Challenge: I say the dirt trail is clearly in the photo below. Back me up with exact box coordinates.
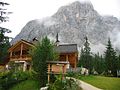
[67,77,102,90]
[78,79,102,90]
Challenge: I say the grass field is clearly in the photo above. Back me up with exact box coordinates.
[79,75,120,90]
[10,79,40,90]
[9,75,120,90]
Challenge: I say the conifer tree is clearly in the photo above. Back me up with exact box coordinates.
[30,36,58,87]
[78,48,84,67]
[0,1,11,22]
[93,54,105,74]
[0,27,11,64]
[79,36,93,73]
[117,55,120,71]
[0,2,11,64]
[104,38,117,76]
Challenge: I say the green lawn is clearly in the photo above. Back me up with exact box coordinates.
[79,75,120,90]
[10,79,40,90]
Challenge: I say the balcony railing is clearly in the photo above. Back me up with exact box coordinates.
[10,55,31,61]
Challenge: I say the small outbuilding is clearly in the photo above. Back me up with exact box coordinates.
[47,61,69,82]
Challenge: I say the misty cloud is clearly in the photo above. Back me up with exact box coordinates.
[36,17,57,27]
[90,43,105,55]
[109,28,120,50]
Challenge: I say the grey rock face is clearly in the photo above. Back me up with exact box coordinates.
[11,1,120,54]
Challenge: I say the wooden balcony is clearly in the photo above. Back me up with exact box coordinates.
[10,55,32,61]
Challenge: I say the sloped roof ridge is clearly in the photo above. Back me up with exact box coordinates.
[59,43,77,46]
[21,39,34,45]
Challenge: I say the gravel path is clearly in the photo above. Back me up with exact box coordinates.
[78,79,102,90]
[67,77,102,90]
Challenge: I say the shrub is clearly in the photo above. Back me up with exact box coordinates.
[48,74,80,90]
[0,71,17,90]
[0,71,31,90]
[66,70,80,78]
[67,71,75,77]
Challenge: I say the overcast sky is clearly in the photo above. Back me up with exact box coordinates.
[0,0,120,38]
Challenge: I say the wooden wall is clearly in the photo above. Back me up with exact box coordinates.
[59,53,78,68]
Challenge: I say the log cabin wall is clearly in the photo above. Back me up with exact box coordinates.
[55,44,78,68]
[59,52,78,68]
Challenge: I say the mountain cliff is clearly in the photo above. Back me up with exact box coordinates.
[11,1,120,54]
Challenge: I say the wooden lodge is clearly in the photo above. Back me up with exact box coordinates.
[55,44,78,68]
[7,39,78,71]
[8,39,34,71]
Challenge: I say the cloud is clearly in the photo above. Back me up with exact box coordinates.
[109,28,120,50]
[90,43,105,55]
[36,17,57,27]
[90,27,120,54]
[43,18,57,27]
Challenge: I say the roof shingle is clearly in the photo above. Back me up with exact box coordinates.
[55,44,78,53]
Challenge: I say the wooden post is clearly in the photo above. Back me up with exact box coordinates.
[48,63,50,83]
[10,52,12,57]
[74,53,77,69]
[23,62,27,71]
[20,44,23,58]
[66,55,68,61]
[74,61,76,69]
[62,64,65,80]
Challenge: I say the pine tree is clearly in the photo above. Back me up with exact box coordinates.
[93,53,105,74]
[0,1,11,22]
[79,36,93,73]
[104,38,117,77]
[30,36,58,87]
[0,27,11,64]
[0,2,11,64]
[117,55,120,71]
[78,48,84,67]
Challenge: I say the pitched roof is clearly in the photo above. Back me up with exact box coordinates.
[9,39,78,53]
[55,44,78,53]
[8,39,34,52]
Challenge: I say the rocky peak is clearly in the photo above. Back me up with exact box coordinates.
[52,1,95,23]
[11,1,120,54]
